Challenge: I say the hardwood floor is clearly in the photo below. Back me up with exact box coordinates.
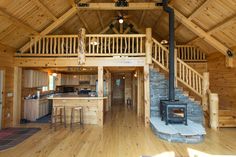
[1,104,236,157]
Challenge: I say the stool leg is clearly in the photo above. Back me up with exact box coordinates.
[71,108,74,130]
[50,107,54,129]
[60,108,62,124]
[54,108,57,131]
[64,107,67,128]
[80,108,83,128]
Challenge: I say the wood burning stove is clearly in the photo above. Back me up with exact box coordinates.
[160,100,187,125]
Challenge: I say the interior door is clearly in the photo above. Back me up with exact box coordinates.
[0,70,4,129]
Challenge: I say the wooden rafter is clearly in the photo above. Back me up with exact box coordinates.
[97,11,104,29]
[0,25,16,40]
[174,9,233,57]
[76,3,162,10]
[20,7,77,52]
[188,14,236,44]
[175,0,212,35]
[0,9,38,35]
[139,11,146,26]
[99,20,117,34]
[32,0,58,21]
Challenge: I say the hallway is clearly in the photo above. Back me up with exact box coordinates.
[0,104,236,157]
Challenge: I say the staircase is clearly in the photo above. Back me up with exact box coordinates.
[149,39,207,143]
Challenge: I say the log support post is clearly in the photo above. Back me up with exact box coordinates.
[202,72,209,111]
[78,28,86,65]
[13,67,22,126]
[145,28,153,64]
[209,93,219,130]
[97,66,104,126]
[137,69,142,117]
[144,64,150,127]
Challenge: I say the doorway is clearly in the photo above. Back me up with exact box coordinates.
[111,74,125,105]
[0,70,4,129]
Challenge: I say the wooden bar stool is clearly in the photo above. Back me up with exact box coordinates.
[50,106,66,131]
[70,106,83,130]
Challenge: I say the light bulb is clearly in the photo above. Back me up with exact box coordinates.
[119,18,124,24]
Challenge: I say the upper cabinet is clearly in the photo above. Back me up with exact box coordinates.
[58,74,97,86]
[24,70,49,88]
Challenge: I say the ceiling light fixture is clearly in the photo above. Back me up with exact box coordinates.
[52,73,57,77]
[119,17,124,24]
[161,40,168,44]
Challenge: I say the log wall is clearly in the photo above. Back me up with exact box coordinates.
[208,52,236,112]
[0,44,15,128]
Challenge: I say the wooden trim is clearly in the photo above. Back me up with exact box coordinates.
[14,57,146,67]
[0,9,38,35]
[76,3,162,10]
[19,7,77,53]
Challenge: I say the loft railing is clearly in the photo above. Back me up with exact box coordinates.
[165,45,207,62]
[86,34,145,56]
[152,38,204,97]
[16,34,146,57]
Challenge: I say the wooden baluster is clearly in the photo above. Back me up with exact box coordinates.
[124,37,127,54]
[112,37,115,54]
[116,37,119,54]
[140,37,143,54]
[120,37,123,54]
[50,37,52,54]
[38,37,41,54]
[189,70,192,87]
[108,37,111,54]
[61,37,64,54]
[88,37,91,54]
[199,76,201,94]
[96,37,99,54]
[92,37,95,54]
[30,37,33,54]
[132,37,134,54]
[158,46,161,63]
[105,37,107,54]
[195,74,198,92]
[65,37,68,54]
[128,37,130,54]
[182,64,185,82]
[73,37,76,54]
[167,50,169,69]
[162,49,164,67]
[136,37,138,54]
[179,61,182,79]
[46,37,49,54]
[186,66,188,84]
[154,44,157,60]
[193,73,196,91]
[58,37,61,54]
[101,37,104,54]
[69,37,72,54]
[34,37,37,54]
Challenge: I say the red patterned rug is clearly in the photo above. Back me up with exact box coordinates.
[0,128,41,151]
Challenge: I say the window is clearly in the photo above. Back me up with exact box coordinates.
[116,79,121,86]
[49,75,55,91]
[42,86,48,92]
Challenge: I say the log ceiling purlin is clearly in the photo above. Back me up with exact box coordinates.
[0,0,235,59]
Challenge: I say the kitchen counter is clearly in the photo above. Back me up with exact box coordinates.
[49,93,107,126]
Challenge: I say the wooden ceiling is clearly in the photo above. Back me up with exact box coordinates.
[1,0,236,55]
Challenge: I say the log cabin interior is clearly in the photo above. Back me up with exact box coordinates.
[0,0,236,156]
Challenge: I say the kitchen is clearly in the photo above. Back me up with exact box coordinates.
[22,67,109,126]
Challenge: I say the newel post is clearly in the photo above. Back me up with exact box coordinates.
[78,28,86,65]
[145,28,153,64]
[209,93,219,130]
[202,72,209,111]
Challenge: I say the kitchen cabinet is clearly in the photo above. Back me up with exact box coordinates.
[24,70,48,88]
[79,75,90,81]
[24,98,49,121]
[61,74,79,85]
[90,75,97,85]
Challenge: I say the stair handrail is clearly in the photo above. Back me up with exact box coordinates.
[152,38,204,97]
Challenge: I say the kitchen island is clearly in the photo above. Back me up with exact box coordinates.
[48,94,107,126]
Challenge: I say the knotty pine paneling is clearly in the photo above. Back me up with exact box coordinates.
[208,52,236,113]
[0,44,15,128]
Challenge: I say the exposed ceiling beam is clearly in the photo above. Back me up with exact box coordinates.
[76,3,162,10]
[32,0,58,21]
[175,0,212,35]
[0,25,16,40]
[188,14,236,44]
[20,7,77,52]
[97,11,104,29]
[139,11,146,26]
[174,9,233,57]
[0,9,38,35]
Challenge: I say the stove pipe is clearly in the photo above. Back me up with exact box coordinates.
[163,0,175,101]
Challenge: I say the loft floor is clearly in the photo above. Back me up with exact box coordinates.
[1,104,236,157]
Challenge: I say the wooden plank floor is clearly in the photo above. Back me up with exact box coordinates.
[1,104,236,157]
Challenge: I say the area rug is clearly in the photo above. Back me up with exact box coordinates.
[0,127,41,151]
